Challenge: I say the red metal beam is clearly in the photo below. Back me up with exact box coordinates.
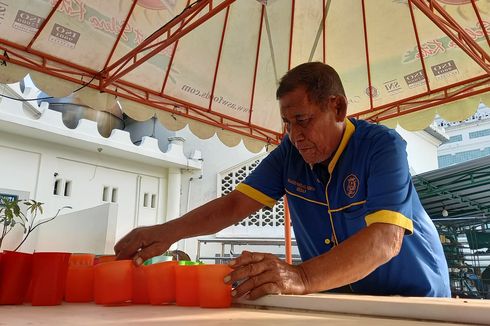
[284,197,292,265]
[26,0,63,50]
[103,0,138,72]
[408,0,431,93]
[103,0,236,88]
[160,0,192,95]
[361,0,374,110]
[288,0,295,70]
[248,5,265,123]
[0,50,281,145]
[322,0,326,63]
[368,85,490,123]
[104,0,211,85]
[471,0,490,48]
[208,4,230,111]
[354,77,490,122]
[411,0,490,74]
[104,0,210,73]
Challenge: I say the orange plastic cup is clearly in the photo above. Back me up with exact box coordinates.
[69,253,95,267]
[132,266,149,304]
[175,265,199,306]
[94,260,133,305]
[65,253,95,303]
[94,255,116,264]
[30,252,71,306]
[144,261,177,305]
[198,264,232,308]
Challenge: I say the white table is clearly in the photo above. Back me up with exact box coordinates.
[1,294,488,325]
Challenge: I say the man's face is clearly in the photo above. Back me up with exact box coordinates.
[279,87,345,165]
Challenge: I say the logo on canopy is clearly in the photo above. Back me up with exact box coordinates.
[13,10,44,34]
[365,86,379,99]
[49,23,80,49]
[404,70,426,89]
[0,2,7,25]
[431,60,459,80]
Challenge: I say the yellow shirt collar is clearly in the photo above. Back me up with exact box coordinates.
[328,118,356,174]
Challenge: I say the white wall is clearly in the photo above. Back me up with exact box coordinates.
[0,130,170,252]
[395,126,442,175]
[33,203,118,254]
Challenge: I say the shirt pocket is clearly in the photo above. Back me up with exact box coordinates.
[332,201,367,221]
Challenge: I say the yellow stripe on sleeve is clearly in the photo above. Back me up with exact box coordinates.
[365,210,414,235]
[235,183,277,208]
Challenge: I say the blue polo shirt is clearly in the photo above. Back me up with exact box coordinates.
[236,118,450,297]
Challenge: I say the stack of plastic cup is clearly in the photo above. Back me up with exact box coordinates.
[198,264,232,308]
[30,252,71,306]
[175,261,202,306]
[144,261,178,305]
[132,265,149,304]
[94,260,133,305]
[64,253,95,302]
[0,251,33,304]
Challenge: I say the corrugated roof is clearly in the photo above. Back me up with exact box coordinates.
[413,155,490,220]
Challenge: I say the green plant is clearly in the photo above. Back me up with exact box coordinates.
[0,198,71,251]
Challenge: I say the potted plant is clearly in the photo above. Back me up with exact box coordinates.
[0,198,71,304]
[0,197,71,251]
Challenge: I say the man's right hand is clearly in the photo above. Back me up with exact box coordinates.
[114,224,172,265]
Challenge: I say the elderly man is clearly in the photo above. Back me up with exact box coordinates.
[115,62,451,299]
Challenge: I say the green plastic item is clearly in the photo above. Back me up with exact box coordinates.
[143,255,173,265]
[178,260,204,266]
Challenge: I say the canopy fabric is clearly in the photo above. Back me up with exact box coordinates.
[0,0,489,151]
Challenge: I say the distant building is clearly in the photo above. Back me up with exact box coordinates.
[437,104,490,168]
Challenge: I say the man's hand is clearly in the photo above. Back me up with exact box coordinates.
[225,251,309,300]
[114,224,171,265]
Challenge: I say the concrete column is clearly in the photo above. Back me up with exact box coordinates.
[167,167,181,251]
[166,167,182,221]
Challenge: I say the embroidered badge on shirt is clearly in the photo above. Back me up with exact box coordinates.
[343,174,360,198]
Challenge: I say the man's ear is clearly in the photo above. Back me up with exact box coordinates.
[334,95,347,122]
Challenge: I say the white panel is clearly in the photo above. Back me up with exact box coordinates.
[137,174,160,227]
[0,145,40,194]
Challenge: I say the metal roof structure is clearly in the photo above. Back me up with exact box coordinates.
[413,155,490,220]
[0,0,489,149]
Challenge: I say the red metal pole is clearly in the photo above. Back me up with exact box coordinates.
[408,0,431,93]
[103,0,138,71]
[26,0,63,50]
[284,196,292,264]
[470,0,490,48]
[361,0,374,110]
[208,5,230,110]
[411,0,490,74]
[248,5,265,123]
[103,0,236,87]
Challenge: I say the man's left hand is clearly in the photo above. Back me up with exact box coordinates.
[225,251,309,300]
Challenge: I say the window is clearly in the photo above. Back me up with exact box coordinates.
[438,147,490,168]
[469,129,490,139]
[447,135,462,143]
[53,179,62,195]
[64,180,72,197]
[102,186,109,202]
[151,194,156,208]
[111,188,118,203]
[143,193,149,207]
